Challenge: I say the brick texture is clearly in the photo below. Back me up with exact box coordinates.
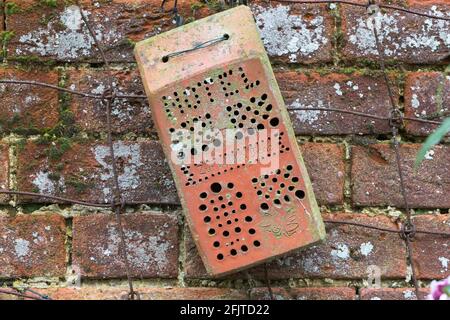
[342,1,450,64]
[0,214,66,278]
[0,68,59,133]
[1,0,449,301]
[66,68,153,134]
[359,288,429,300]
[250,1,333,64]
[0,287,247,300]
[6,0,215,62]
[411,215,450,280]
[291,287,356,300]
[72,212,179,279]
[352,144,450,208]
[0,143,9,203]
[404,72,449,136]
[249,287,292,300]
[250,287,356,300]
[277,71,394,135]
[185,213,407,280]
[16,140,178,204]
[300,143,345,205]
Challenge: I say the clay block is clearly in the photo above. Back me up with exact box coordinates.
[135,6,325,276]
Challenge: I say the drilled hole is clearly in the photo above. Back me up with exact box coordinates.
[295,190,305,199]
[269,117,280,127]
[210,182,222,193]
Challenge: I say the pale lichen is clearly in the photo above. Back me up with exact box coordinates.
[252,4,328,62]
[347,7,450,57]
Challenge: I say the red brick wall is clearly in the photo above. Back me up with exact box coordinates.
[0,0,449,300]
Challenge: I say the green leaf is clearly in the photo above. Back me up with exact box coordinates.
[415,117,450,168]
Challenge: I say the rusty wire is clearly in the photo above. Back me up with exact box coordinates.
[0,0,449,301]
[368,5,420,299]
[324,220,450,237]
[0,288,48,300]
[75,0,138,300]
[275,0,450,21]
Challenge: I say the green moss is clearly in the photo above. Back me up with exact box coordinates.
[40,0,58,7]
[191,2,205,11]
[66,177,90,193]
[39,12,57,25]
[15,138,28,151]
[205,0,228,12]
[48,172,61,181]
[184,17,196,24]
[1,31,15,59]
[5,2,20,15]
[125,38,137,48]
[9,55,57,67]
[46,137,72,161]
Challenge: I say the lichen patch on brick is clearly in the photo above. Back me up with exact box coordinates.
[93,141,143,202]
[16,5,120,61]
[14,238,30,260]
[252,4,328,62]
[360,242,374,257]
[97,224,172,272]
[289,99,326,127]
[32,170,66,194]
[438,256,449,273]
[346,7,449,58]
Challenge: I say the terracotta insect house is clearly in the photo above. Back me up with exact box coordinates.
[135,5,326,276]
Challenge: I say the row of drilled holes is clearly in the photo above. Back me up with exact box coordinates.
[199,182,259,260]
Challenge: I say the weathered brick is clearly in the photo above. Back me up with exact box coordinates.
[0,1,4,39]
[250,287,357,300]
[250,1,333,64]
[0,286,247,300]
[249,287,292,300]
[300,143,345,205]
[184,228,209,279]
[351,144,450,208]
[342,1,450,64]
[404,72,449,136]
[258,213,406,280]
[16,139,178,204]
[411,214,450,280]
[0,68,59,132]
[291,287,356,300]
[6,0,215,62]
[186,213,406,280]
[72,212,179,279]
[276,71,393,135]
[0,143,9,203]
[66,68,153,134]
[359,288,428,300]
[0,214,66,278]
